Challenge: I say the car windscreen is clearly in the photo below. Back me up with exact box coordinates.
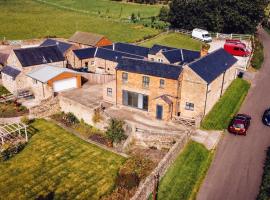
[203,34,210,38]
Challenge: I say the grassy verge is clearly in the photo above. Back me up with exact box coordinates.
[201,78,250,130]
[251,35,264,70]
[257,146,270,200]
[140,32,202,51]
[0,0,159,42]
[0,119,125,200]
[151,141,213,200]
[0,85,10,96]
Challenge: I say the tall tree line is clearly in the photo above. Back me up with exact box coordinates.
[168,0,269,34]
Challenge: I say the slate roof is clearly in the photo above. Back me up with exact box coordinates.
[14,46,65,67]
[1,66,21,78]
[95,48,144,62]
[73,47,97,60]
[111,43,149,57]
[162,49,200,64]
[40,39,72,55]
[188,48,238,83]
[116,57,183,80]
[27,65,78,83]
[68,31,105,46]
[149,44,176,55]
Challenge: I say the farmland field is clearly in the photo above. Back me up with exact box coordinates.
[38,0,161,19]
[140,33,202,50]
[0,119,125,200]
[0,0,159,42]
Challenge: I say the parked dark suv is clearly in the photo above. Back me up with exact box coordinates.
[262,108,270,126]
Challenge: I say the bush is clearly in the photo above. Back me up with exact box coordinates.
[257,147,270,200]
[0,142,26,161]
[115,172,140,189]
[92,110,103,124]
[20,116,31,125]
[158,6,169,21]
[106,119,127,143]
[0,85,10,96]
[251,36,264,70]
[63,112,79,126]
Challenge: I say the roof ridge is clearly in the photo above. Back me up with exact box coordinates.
[187,48,224,65]
[98,47,145,58]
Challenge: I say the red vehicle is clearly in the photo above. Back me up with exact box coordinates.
[228,114,251,135]
[224,39,251,57]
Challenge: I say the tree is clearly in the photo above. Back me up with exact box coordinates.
[158,6,169,22]
[168,0,269,34]
[106,118,127,143]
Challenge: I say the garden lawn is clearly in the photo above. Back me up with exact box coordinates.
[0,0,159,42]
[140,33,202,50]
[154,141,212,200]
[201,78,250,130]
[39,0,161,19]
[0,119,125,200]
[0,85,10,96]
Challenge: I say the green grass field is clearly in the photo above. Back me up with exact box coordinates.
[0,119,125,200]
[201,78,251,130]
[153,141,212,200]
[0,0,159,42]
[140,33,202,50]
[39,0,161,19]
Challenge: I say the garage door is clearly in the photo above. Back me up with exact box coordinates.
[53,77,77,92]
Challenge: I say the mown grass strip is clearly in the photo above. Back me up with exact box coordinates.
[201,78,250,130]
[150,141,212,200]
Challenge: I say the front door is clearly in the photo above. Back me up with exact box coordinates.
[156,105,163,120]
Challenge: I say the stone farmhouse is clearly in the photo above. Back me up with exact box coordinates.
[1,45,81,100]
[103,48,237,120]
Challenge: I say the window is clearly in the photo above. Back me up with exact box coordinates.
[85,62,89,67]
[151,58,154,61]
[158,58,163,63]
[91,61,95,65]
[160,79,165,88]
[142,76,150,88]
[185,102,194,111]
[122,72,128,84]
[122,90,148,111]
[107,88,112,96]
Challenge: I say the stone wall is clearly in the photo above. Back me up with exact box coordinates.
[130,134,190,200]
[30,97,60,118]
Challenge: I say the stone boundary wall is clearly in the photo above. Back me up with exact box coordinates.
[131,134,190,200]
[29,97,60,118]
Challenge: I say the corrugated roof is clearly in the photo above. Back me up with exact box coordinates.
[40,39,72,55]
[149,44,176,55]
[188,48,238,83]
[95,48,144,62]
[1,66,21,78]
[116,57,183,80]
[68,31,104,46]
[162,49,200,64]
[112,42,149,57]
[27,65,78,83]
[73,47,97,60]
[14,46,64,67]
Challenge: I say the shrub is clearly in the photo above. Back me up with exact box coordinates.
[106,118,127,143]
[63,112,79,126]
[0,142,26,161]
[257,146,270,200]
[158,6,169,21]
[20,116,31,125]
[115,172,140,189]
[251,36,264,70]
[92,110,103,124]
[0,85,10,96]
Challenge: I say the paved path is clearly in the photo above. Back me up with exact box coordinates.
[197,28,270,200]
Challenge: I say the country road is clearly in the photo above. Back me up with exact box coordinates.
[197,28,270,200]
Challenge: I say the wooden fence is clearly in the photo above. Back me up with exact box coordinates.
[80,73,115,84]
